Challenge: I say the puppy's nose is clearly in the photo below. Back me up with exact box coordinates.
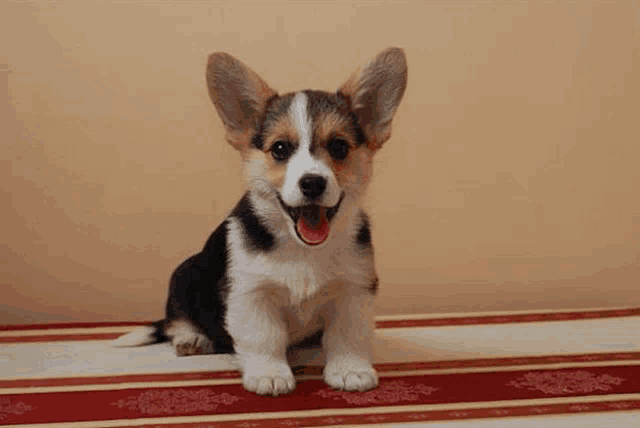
[299,174,327,201]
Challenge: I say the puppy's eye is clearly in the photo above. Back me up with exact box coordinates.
[327,138,349,161]
[271,141,292,161]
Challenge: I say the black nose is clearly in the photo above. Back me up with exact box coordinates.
[299,174,327,201]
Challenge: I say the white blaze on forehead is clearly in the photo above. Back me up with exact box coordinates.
[289,92,312,150]
[281,91,340,207]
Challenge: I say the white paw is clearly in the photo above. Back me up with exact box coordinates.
[241,358,296,396]
[324,358,378,392]
[173,332,214,356]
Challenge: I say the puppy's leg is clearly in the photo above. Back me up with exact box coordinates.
[226,293,295,396]
[165,319,214,356]
[323,291,378,391]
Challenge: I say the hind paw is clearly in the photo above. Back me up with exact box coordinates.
[173,332,214,356]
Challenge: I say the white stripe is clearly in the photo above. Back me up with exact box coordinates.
[289,91,312,149]
[381,412,640,428]
[0,307,634,337]
[281,92,340,207]
[3,316,639,381]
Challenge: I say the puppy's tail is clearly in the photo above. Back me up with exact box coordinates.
[112,320,167,348]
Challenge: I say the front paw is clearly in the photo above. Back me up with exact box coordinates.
[242,358,296,396]
[324,358,379,392]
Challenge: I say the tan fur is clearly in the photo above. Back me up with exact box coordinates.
[307,111,370,195]
[265,156,287,190]
[262,117,299,152]
[225,128,254,152]
[334,146,373,195]
[258,117,301,190]
[312,112,353,145]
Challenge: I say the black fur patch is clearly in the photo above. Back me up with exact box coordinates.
[232,194,276,252]
[290,329,324,350]
[151,319,169,343]
[250,132,265,150]
[356,212,372,248]
[164,219,234,354]
[305,90,345,119]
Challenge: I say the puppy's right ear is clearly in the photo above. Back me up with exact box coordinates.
[206,53,277,151]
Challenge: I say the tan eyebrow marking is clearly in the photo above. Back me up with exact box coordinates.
[261,117,299,152]
[313,111,357,148]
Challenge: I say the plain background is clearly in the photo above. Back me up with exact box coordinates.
[2,1,639,324]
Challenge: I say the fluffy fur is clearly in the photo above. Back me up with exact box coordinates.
[113,47,408,396]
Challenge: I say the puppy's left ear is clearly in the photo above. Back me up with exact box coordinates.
[339,47,407,150]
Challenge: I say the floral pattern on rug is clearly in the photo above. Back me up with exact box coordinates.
[111,388,244,415]
[507,370,625,395]
[0,397,34,420]
[314,379,438,405]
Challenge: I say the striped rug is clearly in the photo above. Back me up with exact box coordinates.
[1,307,638,427]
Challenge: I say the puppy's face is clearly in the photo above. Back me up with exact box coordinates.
[244,91,373,245]
[206,49,407,247]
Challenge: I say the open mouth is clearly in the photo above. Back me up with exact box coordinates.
[277,193,344,246]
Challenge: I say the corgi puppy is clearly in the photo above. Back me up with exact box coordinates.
[113,47,408,396]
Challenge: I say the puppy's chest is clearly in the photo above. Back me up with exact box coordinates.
[285,281,340,329]
[230,229,372,301]
[246,252,351,332]
[255,254,340,304]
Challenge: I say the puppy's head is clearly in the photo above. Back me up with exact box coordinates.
[206,48,407,247]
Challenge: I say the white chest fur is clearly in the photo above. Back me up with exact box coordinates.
[226,216,375,330]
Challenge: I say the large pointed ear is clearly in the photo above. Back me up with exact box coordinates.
[338,47,407,150]
[206,52,277,151]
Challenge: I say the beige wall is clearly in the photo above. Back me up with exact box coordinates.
[1,1,639,324]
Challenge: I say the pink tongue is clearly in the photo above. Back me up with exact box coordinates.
[297,212,330,245]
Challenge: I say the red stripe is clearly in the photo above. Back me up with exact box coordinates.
[374,351,640,372]
[0,321,151,331]
[113,400,640,427]
[0,352,637,389]
[0,333,123,344]
[376,307,640,329]
[0,370,242,388]
[0,365,638,424]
